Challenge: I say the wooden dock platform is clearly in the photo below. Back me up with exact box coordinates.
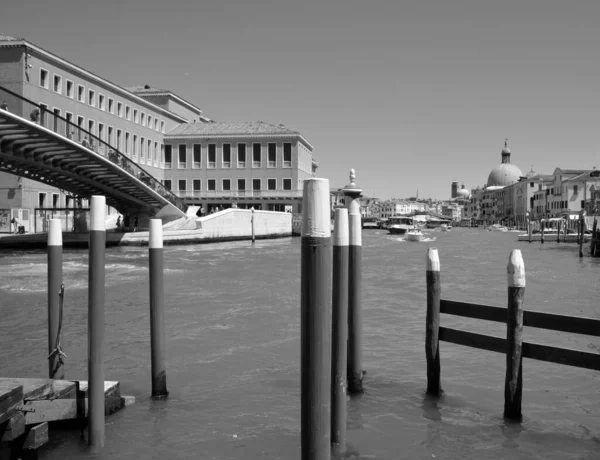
[0,377,132,452]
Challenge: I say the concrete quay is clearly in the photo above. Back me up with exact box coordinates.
[0,209,294,249]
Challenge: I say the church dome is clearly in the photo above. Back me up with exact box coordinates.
[456,184,470,198]
[486,139,522,188]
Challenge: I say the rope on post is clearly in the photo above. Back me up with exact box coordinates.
[48,284,67,379]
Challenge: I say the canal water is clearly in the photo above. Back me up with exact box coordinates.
[0,228,599,460]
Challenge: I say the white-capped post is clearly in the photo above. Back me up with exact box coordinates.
[425,247,441,395]
[504,249,525,420]
[301,178,332,460]
[48,219,64,379]
[88,195,106,448]
[343,169,363,393]
[149,219,168,398]
[331,208,348,453]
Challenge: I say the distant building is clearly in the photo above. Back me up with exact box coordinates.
[451,181,458,199]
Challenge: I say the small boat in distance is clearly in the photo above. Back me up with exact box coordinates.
[440,224,450,232]
[388,216,415,235]
[487,224,508,232]
[406,228,424,242]
[361,216,379,229]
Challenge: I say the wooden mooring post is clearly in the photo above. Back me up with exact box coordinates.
[47,219,64,380]
[527,212,532,243]
[579,210,585,257]
[540,220,545,244]
[331,208,348,454]
[425,248,441,396]
[556,220,560,243]
[149,219,168,398]
[504,249,525,420]
[88,195,106,448]
[251,207,256,243]
[300,178,332,460]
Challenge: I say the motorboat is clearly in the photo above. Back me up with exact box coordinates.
[361,216,379,229]
[387,216,415,235]
[440,224,451,232]
[406,228,424,242]
[487,224,508,232]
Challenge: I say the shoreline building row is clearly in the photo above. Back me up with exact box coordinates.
[0,33,316,232]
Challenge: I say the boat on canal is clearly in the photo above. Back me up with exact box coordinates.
[387,216,415,235]
[405,228,424,242]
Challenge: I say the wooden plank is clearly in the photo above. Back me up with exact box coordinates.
[0,378,52,400]
[0,387,23,425]
[441,299,600,337]
[523,310,600,337]
[439,327,506,354]
[441,300,507,323]
[23,399,78,425]
[51,380,77,400]
[74,380,123,416]
[0,382,22,403]
[522,342,600,371]
[21,422,49,450]
[0,412,25,441]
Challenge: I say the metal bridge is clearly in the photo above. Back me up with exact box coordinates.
[0,88,187,221]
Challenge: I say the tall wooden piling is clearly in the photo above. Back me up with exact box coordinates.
[579,213,585,257]
[504,249,525,420]
[251,207,256,243]
[344,169,363,394]
[425,248,442,396]
[301,178,332,460]
[527,213,532,243]
[540,220,544,244]
[48,219,64,380]
[556,220,560,243]
[88,195,106,448]
[331,208,349,453]
[149,219,168,398]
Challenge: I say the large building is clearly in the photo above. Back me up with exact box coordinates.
[0,34,315,231]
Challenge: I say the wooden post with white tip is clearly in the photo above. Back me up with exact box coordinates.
[301,178,332,460]
[425,247,442,396]
[48,218,64,379]
[504,249,525,420]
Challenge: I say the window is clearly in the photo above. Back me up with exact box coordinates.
[65,112,73,138]
[268,178,277,190]
[52,108,60,133]
[88,119,95,136]
[133,109,138,123]
[66,80,74,98]
[108,98,114,113]
[108,126,114,146]
[52,193,60,208]
[148,139,152,162]
[283,178,292,190]
[222,179,231,191]
[163,179,172,190]
[98,123,105,141]
[237,179,246,191]
[222,144,231,168]
[573,185,578,195]
[40,69,49,88]
[268,143,276,168]
[147,115,152,128]
[133,134,138,158]
[154,118,158,131]
[237,144,246,168]
[115,101,122,117]
[38,192,47,208]
[125,105,131,120]
[88,89,95,106]
[125,132,130,155]
[253,178,261,191]
[208,144,216,168]
[193,144,201,168]
[193,179,201,196]
[178,180,187,195]
[77,85,85,102]
[178,144,187,168]
[140,137,145,161]
[253,143,261,167]
[140,112,145,126]
[53,74,62,94]
[117,129,122,151]
[160,120,165,133]
[97,94,105,110]
[283,143,292,167]
[530,182,534,188]
[160,144,164,163]
[77,116,84,140]
[208,179,216,191]
[154,142,158,163]
[164,144,172,168]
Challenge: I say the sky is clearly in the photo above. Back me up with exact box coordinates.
[2,0,600,199]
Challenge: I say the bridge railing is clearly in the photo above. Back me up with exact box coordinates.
[0,85,187,214]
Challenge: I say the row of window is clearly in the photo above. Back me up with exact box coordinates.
[39,69,165,133]
[164,143,293,169]
[164,178,293,192]
[38,104,164,166]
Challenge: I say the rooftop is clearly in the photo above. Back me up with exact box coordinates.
[168,121,300,137]
[0,33,21,41]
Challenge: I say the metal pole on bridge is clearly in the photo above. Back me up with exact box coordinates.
[48,219,64,380]
[88,195,106,448]
[149,219,168,398]
[301,178,332,460]
[343,169,364,394]
[331,208,348,454]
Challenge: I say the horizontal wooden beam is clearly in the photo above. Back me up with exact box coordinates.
[439,327,600,371]
[441,299,600,337]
